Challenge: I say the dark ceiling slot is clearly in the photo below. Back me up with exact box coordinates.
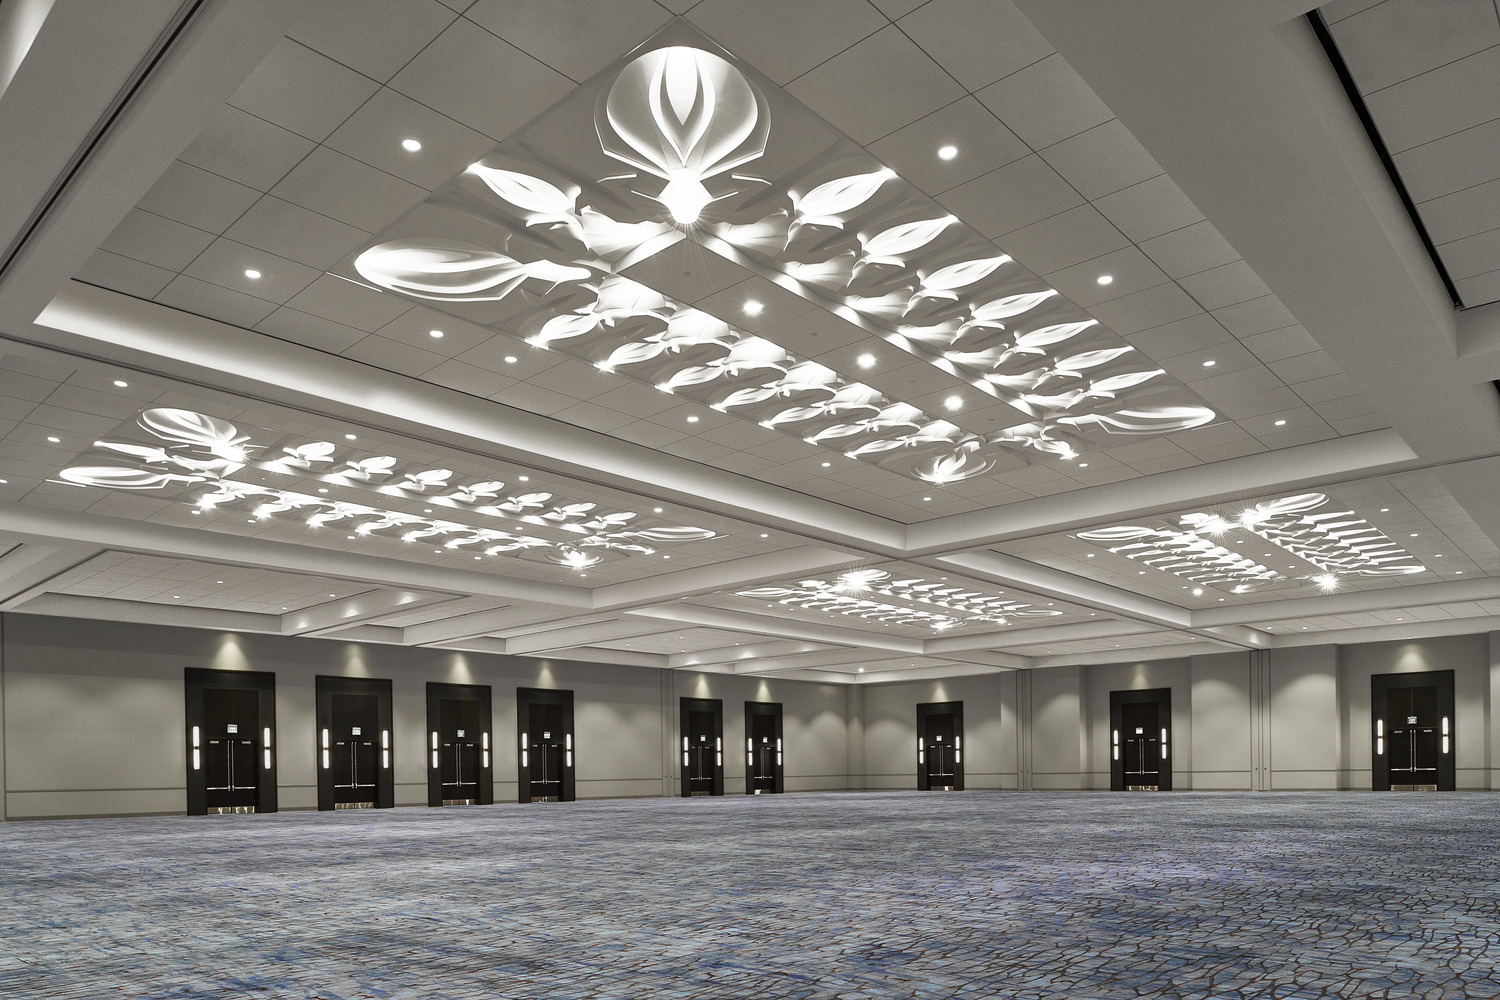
[1306,10,1462,310]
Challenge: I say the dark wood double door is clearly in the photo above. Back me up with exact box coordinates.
[745,701,783,794]
[1373,671,1454,791]
[518,688,574,802]
[317,676,394,811]
[917,701,963,791]
[1111,689,1172,791]
[428,683,493,806]
[681,698,723,796]
[185,669,277,815]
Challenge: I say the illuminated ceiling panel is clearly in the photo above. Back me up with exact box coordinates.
[344,30,1217,487]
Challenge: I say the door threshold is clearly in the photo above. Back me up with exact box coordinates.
[1390,784,1439,792]
[441,798,477,806]
[334,801,375,810]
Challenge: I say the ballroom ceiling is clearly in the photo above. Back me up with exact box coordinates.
[1,0,1498,682]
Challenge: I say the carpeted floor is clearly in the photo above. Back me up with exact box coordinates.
[1,791,1497,999]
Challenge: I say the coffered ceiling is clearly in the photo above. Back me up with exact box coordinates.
[1,0,1499,682]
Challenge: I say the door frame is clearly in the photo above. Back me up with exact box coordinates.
[679,697,724,796]
[185,668,277,816]
[916,700,964,791]
[426,682,494,807]
[315,675,395,811]
[1371,670,1455,791]
[1109,688,1173,791]
[517,687,575,802]
[743,700,784,794]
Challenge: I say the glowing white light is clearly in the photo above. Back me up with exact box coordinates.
[856,353,876,368]
[1096,274,1113,285]
[244,269,261,279]
[742,300,763,316]
[429,329,444,339]
[943,395,962,412]
[937,144,958,160]
[401,138,422,152]
[113,380,128,388]
[193,748,200,770]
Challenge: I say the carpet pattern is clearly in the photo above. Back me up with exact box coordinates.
[2,791,1498,999]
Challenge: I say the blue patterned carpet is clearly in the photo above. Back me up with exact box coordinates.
[2,791,1498,999]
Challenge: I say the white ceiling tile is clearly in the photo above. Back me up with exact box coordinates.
[136,161,260,234]
[1087,283,1202,336]
[689,0,886,86]
[1309,393,1376,422]
[1417,177,1500,244]
[222,196,371,270]
[1093,173,1206,243]
[284,274,413,331]
[869,0,926,17]
[1176,260,1271,311]
[1038,119,1160,200]
[270,147,428,232]
[1213,386,1308,420]
[323,87,496,190]
[424,358,514,398]
[1189,366,1283,404]
[1157,340,1263,382]
[177,105,317,193]
[619,239,753,303]
[486,381,573,415]
[1292,373,1358,404]
[289,0,457,82]
[1266,351,1345,385]
[1041,245,1169,309]
[1453,268,1500,306]
[1392,118,1500,201]
[1211,294,1299,338]
[74,250,175,299]
[1240,324,1321,363]
[99,209,215,272]
[897,0,1052,92]
[998,204,1130,274]
[1319,0,1386,24]
[388,17,576,142]
[1362,44,1500,152]
[228,40,381,142]
[255,307,370,354]
[1138,220,1240,278]
[1435,227,1500,279]
[180,238,322,304]
[343,338,447,380]
[154,275,279,328]
[867,96,1028,196]
[375,305,492,357]
[785,25,965,144]
[936,154,1083,238]
[976,53,1113,149]
[467,0,673,83]
[1330,412,1390,435]
[1328,0,1500,95]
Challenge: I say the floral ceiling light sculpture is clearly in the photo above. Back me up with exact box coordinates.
[739,568,1063,632]
[351,38,1218,485]
[57,408,717,571]
[1076,493,1424,594]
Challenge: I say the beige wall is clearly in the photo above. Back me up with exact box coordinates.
[4,612,1498,820]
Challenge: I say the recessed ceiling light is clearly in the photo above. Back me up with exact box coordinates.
[1456,570,1464,574]
[943,395,962,411]
[1274,419,1287,426]
[518,475,529,482]
[0,479,7,484]
[244,269,261,279]
[743,300,763,316]
[429,329,444,339]
[317,488,328,494]
[504,355,518,364]
[653,507,662,513]
[46,436,59,443]
[686,415,699,423]
[856,352,875,369]
[344,433,356,440]
[113,380,128,388]
[1096,274,1113,286]
[1380,507,1389,512]
[1410,533,1418,537]
[922,496,932,501]
[475,555,482,560]
[401,138,422,152]
[1202,359,1216,367]
[1078,462,1089,468]
[937,145,958,161]
[821,461,831,467]
[1086,553,1095,558]
[760,533,768,538]
[858,666,866,672]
